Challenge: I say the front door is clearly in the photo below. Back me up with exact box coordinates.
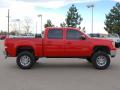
[65,29,90,57]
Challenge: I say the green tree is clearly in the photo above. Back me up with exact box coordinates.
[44,19,54,28]
[60,22,67,27]
[104,3,120,35]
[81,27,86,33]
[60,4,83,28]
[23,17,32,34]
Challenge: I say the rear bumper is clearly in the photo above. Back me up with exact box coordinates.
[110,50,116,57]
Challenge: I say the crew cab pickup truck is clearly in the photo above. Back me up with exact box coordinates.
[4,27,116,70]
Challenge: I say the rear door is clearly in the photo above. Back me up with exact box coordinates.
[44,29,65,57]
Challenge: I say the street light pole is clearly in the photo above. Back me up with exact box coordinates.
[36,22,37,34]
[16,19,20,33]
[87,4,94,33]
[41,15,42,33]
[8,9,10,35]
[14,19,20,35]
[92,5,94,34]
[38,14,42,34]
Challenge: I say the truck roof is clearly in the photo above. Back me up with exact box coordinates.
[46,27,80,30]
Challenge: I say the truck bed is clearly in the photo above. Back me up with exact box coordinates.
[5,38,43,57]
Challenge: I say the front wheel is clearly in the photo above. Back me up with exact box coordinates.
[91,52,110,70]
[17,52,35,69]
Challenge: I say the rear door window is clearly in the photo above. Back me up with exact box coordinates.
[48,29,63,39]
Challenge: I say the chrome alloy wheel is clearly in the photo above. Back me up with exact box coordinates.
[20,55,31,67]
[96,56,107,67]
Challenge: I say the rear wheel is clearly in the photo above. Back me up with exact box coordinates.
[91,52,110,70]
[17,51,35,69]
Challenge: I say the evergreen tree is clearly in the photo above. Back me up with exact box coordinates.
[65,4,83,28]
[81,27,86,33]
[104,3,120,35]
[44,19,54,28]
[60,22,67,27]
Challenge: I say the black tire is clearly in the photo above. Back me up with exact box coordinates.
[16,51,35,69]
[115,44,120,48]
[86,58,92,63]
[91,52,110,70]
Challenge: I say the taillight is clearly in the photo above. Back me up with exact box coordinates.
[5,46,7,49]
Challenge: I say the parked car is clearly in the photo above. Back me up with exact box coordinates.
[0,35,6,40]
[107,34,120,48]
[88,33,120,48]
[4,27,116,70]
[9,35,35,38]
[88,33,101,38]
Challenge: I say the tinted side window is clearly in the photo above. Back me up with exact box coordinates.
[48,29,63,39]
[67,30,82,40]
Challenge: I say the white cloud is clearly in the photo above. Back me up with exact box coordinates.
[0,0,107,34]
[16,0,101,8]
[0,0,10,8]
[81,21,108,34]
[113,0,120,2]
[0,0,37,32]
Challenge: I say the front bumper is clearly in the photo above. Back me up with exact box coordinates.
[110,50,116,57]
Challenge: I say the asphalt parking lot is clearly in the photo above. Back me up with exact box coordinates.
[0,40,120,90]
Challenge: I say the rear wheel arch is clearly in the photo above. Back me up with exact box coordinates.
[16,46,35,56]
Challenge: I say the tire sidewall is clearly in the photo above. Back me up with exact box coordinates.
[92,52,110,70]
[17,52,35,69]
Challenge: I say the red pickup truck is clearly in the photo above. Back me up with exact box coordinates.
[5,27,116,70]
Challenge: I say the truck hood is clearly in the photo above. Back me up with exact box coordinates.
[90,37,112,42]
[89,37,113,46]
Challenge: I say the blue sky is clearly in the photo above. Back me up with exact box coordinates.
[35,0,117,33]
[0,0,119,34]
